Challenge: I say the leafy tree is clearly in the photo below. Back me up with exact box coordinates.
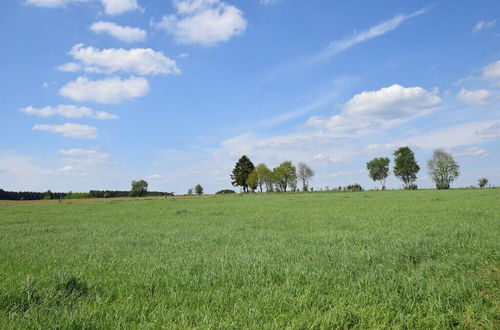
[273,161,297,192]
[366,157,390,190]
[43,190,52,200]
[254,163,272,192]
[478,178,489,189]
[297,162,315,191]
[187,188,194,195]
[246,170,258,192]
[393,147,420,189]
[231,155,255,193]
[130,180,148,197]
[427,149,460,190]
[194,184,203,195]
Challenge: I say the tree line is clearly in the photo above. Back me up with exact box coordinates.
[231,155,315,192]
[366,146,463,190]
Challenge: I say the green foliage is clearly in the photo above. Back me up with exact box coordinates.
[215,189,236,195]
[427,149,460,190]
[43,190,52,200]
[297,162,315,191]
[130,180,148,197]
[366,157,390,189]
[344,183,363,192]
[478,178,489,189]
[246,170,258,192]
[187,188,194,195]
[194,184,203,195]
[0,190,498,328]
[273,161,297,192]
[393,147,420,189]
[254,163,272,192]
[231,155,255,193]
[65,192,92,199]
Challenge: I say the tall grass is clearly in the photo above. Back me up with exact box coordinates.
[0,189,498,328]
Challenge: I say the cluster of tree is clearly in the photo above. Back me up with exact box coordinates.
[187,184,204,196]
[230,155,315,192]
[0,189,66,201]
[129,180,174,197]
[367,146,462,190]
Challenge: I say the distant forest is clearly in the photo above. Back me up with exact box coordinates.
[0,189,174,201]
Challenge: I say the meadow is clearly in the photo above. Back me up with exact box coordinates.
[0,189,498,329]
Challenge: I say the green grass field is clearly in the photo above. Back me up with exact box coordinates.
[0,190,499,329]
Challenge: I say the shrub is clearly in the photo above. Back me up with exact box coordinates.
[344,184,363,192]
[216,189,236,194]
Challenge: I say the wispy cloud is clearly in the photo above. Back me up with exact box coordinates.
[308,7,430,65]
[472,20,496,33]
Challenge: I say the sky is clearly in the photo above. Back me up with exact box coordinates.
[0,0,499,194]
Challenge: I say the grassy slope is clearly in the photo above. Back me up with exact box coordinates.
[0,190,498,329]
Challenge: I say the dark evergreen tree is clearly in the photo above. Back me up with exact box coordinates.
[231,155,255,193]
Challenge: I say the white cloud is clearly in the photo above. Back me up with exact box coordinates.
[147,173,167,180]
[365,143,399,154]
[157,0,247,46]
[25,0,140,15]
[60,76,149,104]
[33,123,98,139]
[310,8,429,63]
[260,0,278,4]
[457,88,492,106]
[449,146,486,157]
[473,20,496,33]
[307,84,442,133]
[58,148,111,165]
[60,44,179,76]
[398,120,500,149]
[90,21,146,43]
[21,105,118,120]
[482,60,500,82]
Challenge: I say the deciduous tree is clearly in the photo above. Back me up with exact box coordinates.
[297,162,315,191]
[393,147,420,189]
[366,157,390,190]
[130,180,148,197]
[273,161,297,192]
[427,149,460,190]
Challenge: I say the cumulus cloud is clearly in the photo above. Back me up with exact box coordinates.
[90,21,146,42]
[58,148,111,165]
[59,44,179,76]
[25,0,140,15]
[457,88,492,106]
[473,20,496,33]
[60,76,149,104]
[33,123,98,139]
[157,0,247,46]
[21,104,118,120]
[307,84,442,133]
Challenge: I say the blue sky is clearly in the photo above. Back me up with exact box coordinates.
[1,0,499,193]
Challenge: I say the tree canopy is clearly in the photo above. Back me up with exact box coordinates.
[393,147,420,189]
[130,180,148,197]
[427,149,460,190]
[366,157,390,190]
[273,161,297,192]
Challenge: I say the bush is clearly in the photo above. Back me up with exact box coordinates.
[344,184,363,192]
[216,189,236,194]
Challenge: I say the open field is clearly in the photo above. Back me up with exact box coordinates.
[0,190,499,328]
